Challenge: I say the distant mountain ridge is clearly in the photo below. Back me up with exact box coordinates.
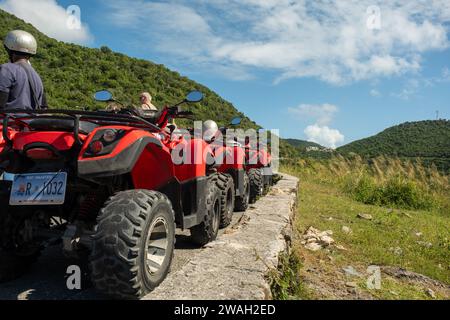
[337,120,450,172]
[284,120,450,172]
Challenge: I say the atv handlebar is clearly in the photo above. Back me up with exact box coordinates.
[156,106,194,129]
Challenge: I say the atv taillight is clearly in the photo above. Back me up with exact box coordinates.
[90,140,104,154]
[84,129,125,158]
[26,148,58,160]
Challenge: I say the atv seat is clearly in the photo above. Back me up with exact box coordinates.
[26,118,98,134]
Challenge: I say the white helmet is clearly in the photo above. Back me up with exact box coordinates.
[202,120,218,142]
[4,30,37,55]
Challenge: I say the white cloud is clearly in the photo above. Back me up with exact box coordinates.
[392,79,421,100]
[288,103,338,126]
[439,67,450,82]
[304,124,345,149]
[0,0,93,44]
[391,66,450,99]
[104,0,450,83]
[289,103,344,148]
[370,89,381,97]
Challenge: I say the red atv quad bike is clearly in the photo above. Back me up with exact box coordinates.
[204,117,274,226]
[208,117,251,228]
[0,90,223,299]
[244,134,274,204]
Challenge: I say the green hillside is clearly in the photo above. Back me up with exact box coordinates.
[285,139,324,150]
[337,120,450,172]
[0,9,257,129]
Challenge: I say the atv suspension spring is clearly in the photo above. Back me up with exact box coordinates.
[78,194,105,221]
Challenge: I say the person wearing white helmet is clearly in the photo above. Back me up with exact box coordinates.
[0,30,47,110]
[203,120,219,143]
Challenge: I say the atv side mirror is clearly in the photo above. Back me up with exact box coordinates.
[94,90,113,102]
[185,91,203,103]
[230,117,242,126]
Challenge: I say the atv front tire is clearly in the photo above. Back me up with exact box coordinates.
[248,168,264,204]
[190,175,221,246]
[90,190,175,299]
[216,173,235,228]
[234,172,250,212]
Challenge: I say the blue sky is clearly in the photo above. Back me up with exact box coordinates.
[1,0,449,147]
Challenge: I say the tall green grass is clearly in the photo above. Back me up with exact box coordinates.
[268,251,311,300]
[283,155,449,212]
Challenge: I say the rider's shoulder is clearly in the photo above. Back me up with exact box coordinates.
[0,62,20,75]
[1,62,18,69]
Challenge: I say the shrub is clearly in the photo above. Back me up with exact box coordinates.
[346,173,383,206]
[380,175,435,210]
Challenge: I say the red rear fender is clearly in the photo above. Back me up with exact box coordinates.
[217,145,245,172]
[258,149,271,166]
[78,126,157,160]
[78,128,174,182]
[12,131,82,151]
[173,138,209,182]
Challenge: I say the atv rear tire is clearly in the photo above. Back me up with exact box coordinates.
[190,174,221,246]
[249,168,264,204]
[89,190,175,299]
[234,172,250,212]
[216,173,235,228]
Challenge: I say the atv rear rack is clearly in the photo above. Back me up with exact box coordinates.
[0,109,160,146]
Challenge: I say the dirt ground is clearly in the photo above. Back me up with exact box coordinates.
[299,249,450,300]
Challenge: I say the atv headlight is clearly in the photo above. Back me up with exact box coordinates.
[102,129,117,143]
[84,129,126,158]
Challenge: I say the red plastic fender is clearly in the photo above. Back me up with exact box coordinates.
[78,125,143,160]
[13,131,82,151]
[258,149,271,167]
[172,138,210,182]
[131,141,176,190]
[218,145,245,172]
